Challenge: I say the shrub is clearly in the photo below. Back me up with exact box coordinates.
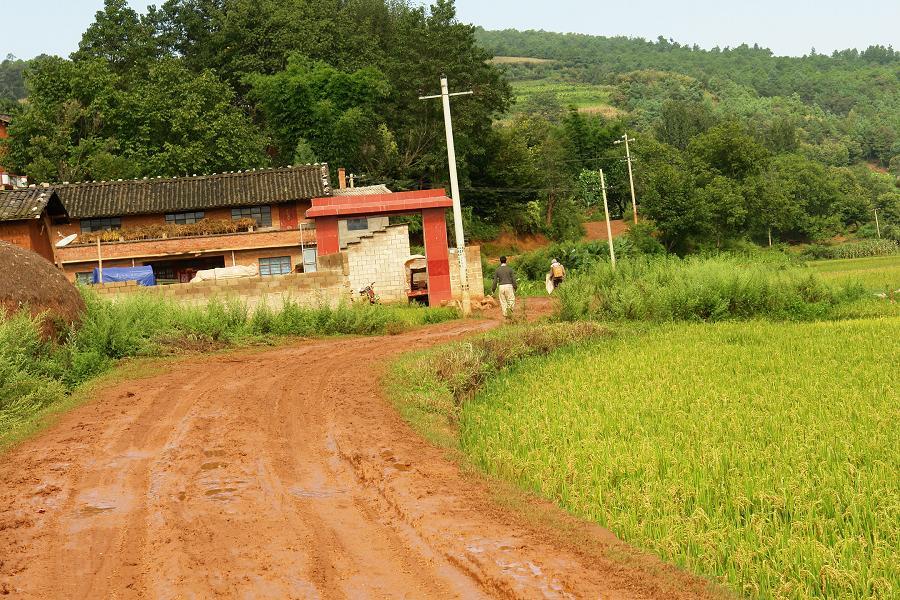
[557,255,868,322]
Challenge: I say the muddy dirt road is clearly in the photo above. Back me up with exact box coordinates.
[0,308,722,599]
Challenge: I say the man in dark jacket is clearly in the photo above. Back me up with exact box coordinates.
[492,256,518,318]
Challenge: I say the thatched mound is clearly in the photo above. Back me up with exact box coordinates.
[0,241,86,337]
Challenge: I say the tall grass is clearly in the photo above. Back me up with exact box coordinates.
[1,292,458,445]
[460,319,900,599]
[557,255,869,322]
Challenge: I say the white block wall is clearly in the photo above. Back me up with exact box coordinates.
[346,224,411,302]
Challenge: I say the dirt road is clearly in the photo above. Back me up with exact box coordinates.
[0,309,722,599]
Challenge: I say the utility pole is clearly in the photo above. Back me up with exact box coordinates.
[599,169,616,269]
[874,207,881,239]
[420,76,474,316]
[96,237,104,283]
[614,133,639,224]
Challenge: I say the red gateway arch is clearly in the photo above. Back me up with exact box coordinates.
[306,189,455,306]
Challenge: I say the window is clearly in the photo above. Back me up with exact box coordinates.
[232,205,272,228]
[80,217,121,233]
[75,272,93,285]
[346,217,369,231]
[165,211,205,225]
[259,256,291,276]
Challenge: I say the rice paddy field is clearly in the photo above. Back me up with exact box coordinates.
[807,255,900,294]
[509,79,619,114]
[459,317,900,599]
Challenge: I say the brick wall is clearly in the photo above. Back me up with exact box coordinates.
[0,219,54,262]
[83,224,484,309]
[93,267,351,312]
[345,224,411,302]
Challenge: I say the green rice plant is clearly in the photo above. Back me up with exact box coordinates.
[386,322,607,444]
[807,255,900,294]
[557,255,870,322]
[460,318,900,599]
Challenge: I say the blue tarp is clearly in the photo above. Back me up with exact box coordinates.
[92,266,156,286]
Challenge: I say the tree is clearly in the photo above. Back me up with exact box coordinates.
[698,175,747,247]
[4,56,268,182]
[654,99,715,150]
[764,154,843,240]
[688,121,770,181]
[247,55,391,172]
[0,55,29,101]
[640,157,711,252]
[72,0,162,74]
[156,0,511,189]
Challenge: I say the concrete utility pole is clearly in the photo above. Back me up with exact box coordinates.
[614,133,639,224]
[874,207,881,239]
[96,237,104,283]
[599,169,616,270]
[419,76,474,316]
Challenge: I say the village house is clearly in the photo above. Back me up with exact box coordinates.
[0,164,403,284]
[1,165,485,309]
[0,188,66,261]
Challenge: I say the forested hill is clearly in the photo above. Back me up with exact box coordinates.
[476,28,900,111]
[476,28,900,165]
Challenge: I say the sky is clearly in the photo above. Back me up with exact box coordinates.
[1,0,898,60]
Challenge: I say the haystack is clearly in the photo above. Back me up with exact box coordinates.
[0,241,86,337]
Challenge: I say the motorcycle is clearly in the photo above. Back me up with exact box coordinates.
[359,282,378,304]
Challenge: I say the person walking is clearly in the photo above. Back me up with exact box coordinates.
[549,258,566,289]
[492,256,518,318]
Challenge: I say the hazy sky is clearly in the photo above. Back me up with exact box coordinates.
[2,0,898,60]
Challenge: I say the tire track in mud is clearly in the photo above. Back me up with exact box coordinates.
[0,304,726,599]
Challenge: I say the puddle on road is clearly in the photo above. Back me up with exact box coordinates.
[80,502,116,516]
[200,461,228,471]
[288,486,347,499]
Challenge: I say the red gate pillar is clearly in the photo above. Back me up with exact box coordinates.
[422,207,452,306]
[315,216,340,255]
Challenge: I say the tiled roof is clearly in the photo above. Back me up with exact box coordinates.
[54,164,331,219]
[332,184,392,196]
[0,189,53,221]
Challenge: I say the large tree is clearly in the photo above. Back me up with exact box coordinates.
[247,56,391,171]
[3,56,268,182]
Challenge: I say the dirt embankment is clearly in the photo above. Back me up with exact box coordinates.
[0,302,724,599]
